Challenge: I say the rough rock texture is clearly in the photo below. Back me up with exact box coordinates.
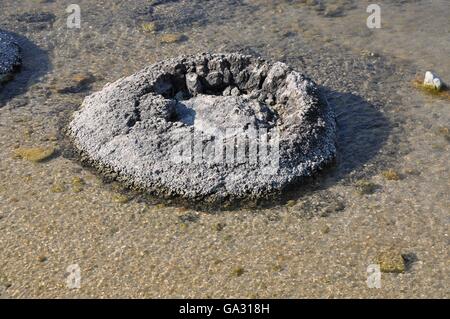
[0,30,21,84]
[68,53,336,202]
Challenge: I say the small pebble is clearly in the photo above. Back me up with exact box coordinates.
[160,33,184,44]
[13,146,56,162]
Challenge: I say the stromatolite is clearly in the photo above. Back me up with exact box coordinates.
[68,53,337,202]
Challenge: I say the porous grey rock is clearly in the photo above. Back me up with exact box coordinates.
[68,53,337,202]
[0,30,21,84]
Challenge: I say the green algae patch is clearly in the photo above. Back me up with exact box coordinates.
[321,224,330,234]
[376,249,406,273]
[231,267,245,277]
[13,147,56,163]
[213,222,226,232]
[155,203,166,210]
[71,177,85,193]
[37,255,48,263]
[142,22,158,33]
[382,169,401,181]
[51,182,65,193]
[271,264,284,272]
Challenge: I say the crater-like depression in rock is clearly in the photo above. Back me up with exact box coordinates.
[68,53,337,202]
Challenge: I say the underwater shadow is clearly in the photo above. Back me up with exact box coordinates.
[323,86,391,179]
[277,86,392,205]
[0,29,51,106]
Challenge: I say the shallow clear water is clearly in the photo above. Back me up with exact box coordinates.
[0,0,448,298]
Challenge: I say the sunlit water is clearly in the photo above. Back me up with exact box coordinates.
[0,0,448,298]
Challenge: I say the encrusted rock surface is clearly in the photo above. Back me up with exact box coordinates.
[0,30,21,85]
[68,53,336,202]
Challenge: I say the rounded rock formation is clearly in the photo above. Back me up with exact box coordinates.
[68,53,337,202]
[0,30,21,85]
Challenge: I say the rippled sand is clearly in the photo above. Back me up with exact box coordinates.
[0,0,448,298]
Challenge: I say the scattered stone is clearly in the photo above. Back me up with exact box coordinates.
[133,5,155,18]
[231,267,245,277]
[13,146,56,162]
[71,176,85,192]
[376,248,406,273]
[112,193,130,204]
[322,200,345,215]
[0,30,21,85]
[213,222,226,231]
[68,53,337,203]
[56,73,96,94]
[382,169,401,181]
[142,22,158,33]
[321,225,330,234]
[355,180,378,195]
[436,127,450,142]
[423,71,443,91]
[155,203,166,209]
[271,264,284,272]
[160,33,185,43]
[51,182,65,193]
[404,168,420,176]
[38,255,48,263]
[178,212,199,224]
